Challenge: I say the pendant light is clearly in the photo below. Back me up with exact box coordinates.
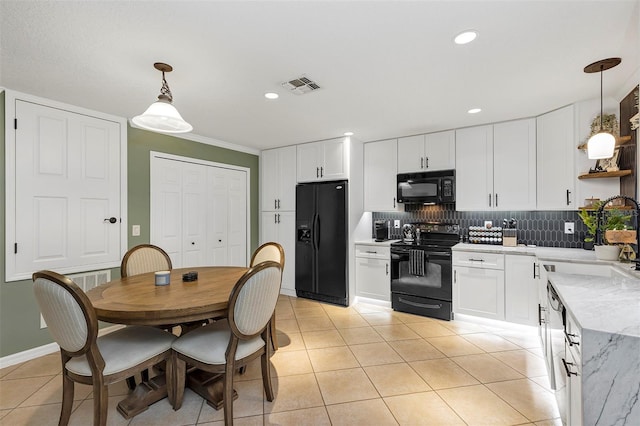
[132,62,193,134]
[584,57,621,159]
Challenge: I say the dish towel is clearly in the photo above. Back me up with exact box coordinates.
[409,250,425,276]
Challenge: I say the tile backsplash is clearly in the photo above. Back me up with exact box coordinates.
[372,204,589,248]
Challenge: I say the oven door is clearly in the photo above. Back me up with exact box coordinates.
[390,247,452,301]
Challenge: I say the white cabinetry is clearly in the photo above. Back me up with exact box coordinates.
[564,311,582,426]
[364,139,398,211]
[397,130,455,173]
[504,254,538,326]
[453,251,505,320]
[536,105,575,209]
[355,244,390,302]
[456,119,536,211]
[297,137,348,182]
[260,146,296,211]
[261,211,296,295]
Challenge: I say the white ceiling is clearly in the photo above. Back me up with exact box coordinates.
[1,1,639,151]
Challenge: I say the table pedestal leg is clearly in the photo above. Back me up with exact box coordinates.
[117,374,168,419]
[186,369,238,410]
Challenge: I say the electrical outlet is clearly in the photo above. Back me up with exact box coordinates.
[394,220,400,228]
[565,222,574,234]
[132,224,141,236]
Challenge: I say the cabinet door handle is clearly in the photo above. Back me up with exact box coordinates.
[562,358,578,377]
[566,189,571,205]
[489,193,492,207]
[468,258,485,262]
[316,167,320,178]
[393,197,396,208]
[420,157,424,169]
[533,263,541,279]
[426,157,429,169]
[564,331,580,346]
[454,270,456,283]
[274,214,277,224]
[495,193,498,207]
[275,199,278,209]
[320,166,323,177]
[277,213,281,224]
[386,263,389,275]
[365,250,377,254]
[277,199,281,209]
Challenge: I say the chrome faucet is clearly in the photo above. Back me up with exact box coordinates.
[596,195,640,270]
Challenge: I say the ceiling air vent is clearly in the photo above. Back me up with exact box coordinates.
[282,75,321,95]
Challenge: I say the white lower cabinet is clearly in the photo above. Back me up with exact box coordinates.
[564,311,583,426]
[260,211,295,295]
[453,252,505,320]
[505,254,538,326]
[355,244,390,302]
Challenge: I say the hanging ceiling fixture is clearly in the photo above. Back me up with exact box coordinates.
[132,62,193,134]
[584,57,621,159]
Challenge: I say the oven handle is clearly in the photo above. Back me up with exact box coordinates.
[398,296,442,310]
[390,249,451,257]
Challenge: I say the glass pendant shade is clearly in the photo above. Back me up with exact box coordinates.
[587,131,616,159]
[132,99,193,134]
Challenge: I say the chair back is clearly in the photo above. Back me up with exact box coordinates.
[121,244,172,277]
[32,271,97,355]
[228,261,282,339]
[250,242,285,270]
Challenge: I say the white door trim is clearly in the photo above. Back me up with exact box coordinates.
[4,89,128,281]
[149,151,252,265]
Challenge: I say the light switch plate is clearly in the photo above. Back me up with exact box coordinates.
[564,222,574,234]
[132,225,141,236]
[394,220,400,228]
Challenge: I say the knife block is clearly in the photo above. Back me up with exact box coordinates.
[503,229,517,247]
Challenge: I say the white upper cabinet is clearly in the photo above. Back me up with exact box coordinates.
[260,146,296,211]
[397,130,455,173]
[536,105,575,209]
[364,139,399,211]
[297,137,348,182]
[493,118,536,210]
[455,125,494,210]
[456,120,536,211]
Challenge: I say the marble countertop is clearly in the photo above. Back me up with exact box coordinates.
[548,271,640,338]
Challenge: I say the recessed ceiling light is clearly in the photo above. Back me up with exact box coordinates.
[264,92,279,100]
[454,30,478,45]
[344,131,354,136]
[468,108,482,114]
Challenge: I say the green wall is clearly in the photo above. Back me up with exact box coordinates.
[0,95,259,357]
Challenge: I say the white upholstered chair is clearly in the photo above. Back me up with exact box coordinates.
[32,270,176,426]
[120,243,173,388]
[171,261,282,425]
[120,244,172,278]
[249,242,285,351]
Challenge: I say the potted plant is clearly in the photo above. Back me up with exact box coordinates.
[577,202,600,250]
[594,208,634,261]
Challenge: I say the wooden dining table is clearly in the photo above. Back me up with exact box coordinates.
[86,266,248,418]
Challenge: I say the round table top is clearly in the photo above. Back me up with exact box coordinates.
[86,266,248,326]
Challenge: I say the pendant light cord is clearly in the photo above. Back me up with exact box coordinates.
[599,64,604,131]
[160,71,173,102]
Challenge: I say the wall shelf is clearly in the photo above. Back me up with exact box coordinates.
[578,170,632,180]
[577,135,631,151]
[578,205,633,210]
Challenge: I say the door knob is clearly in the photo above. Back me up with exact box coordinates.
[104,217,117,224]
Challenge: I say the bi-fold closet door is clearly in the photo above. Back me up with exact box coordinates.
[151,155,248,268]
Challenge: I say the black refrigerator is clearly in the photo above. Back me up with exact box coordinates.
[295,180,348,306]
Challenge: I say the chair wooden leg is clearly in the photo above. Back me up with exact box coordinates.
[261,351,274,401]
[165,354,175,407]
[173,355,186,410]
[59,372,74,426]
[92,381,109,426]
[270,314,278,352]
[224,363,235,426]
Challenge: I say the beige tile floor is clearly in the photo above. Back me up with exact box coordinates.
[0,296,562,425]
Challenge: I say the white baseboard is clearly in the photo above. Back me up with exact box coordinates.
[280,288,297,298]
[354,296,392,308]
[0,324,125,369]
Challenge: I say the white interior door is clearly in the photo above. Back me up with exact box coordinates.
[12,100,121,278]
[151,154,248,268]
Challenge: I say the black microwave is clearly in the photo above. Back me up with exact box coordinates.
[397,170,455,204]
